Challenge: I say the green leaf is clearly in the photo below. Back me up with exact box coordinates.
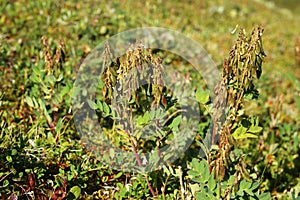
[32,97,39,108]
[45,74,56,85]
[215,183,220,198]
[19,172,24,178]
[57,73,64,82]
[190,177,201,184]
[38,60,44,69]
[191,158,201,171]
[55,118,63,133]
[257,192,271,200]
[199,160,210,182]
[196,88,210,104]
[243,133,258,139]
[87,99,97,109]
[47,132,55,144]
[163,165,174,176]
[41,84,51,94]
[188,170,201,176]
[98,79,105,88]
[245,188,254,196]
[67,186,81,200]
[6,155,12,162]
[232,126,247,139]
[29,74,40,83]
[189,183,200,196]
[32,65,40,75]
[114,172,123,179]
[169,115,182,132]
[96,100,103,111]
[11,149,17,156]
[60,85,71,97]
[3,180,9,187]
[103,102,110,116]
[25,96,34,107]
[248,117,263,133]
[53,93,62,105]
[172,115,181,126]
[149,109,156,120]
[208,174,216,190]
[237,189,244,197]
[248,126,263,133]
[233,125,258,139]
[155,109,166,119]
[240,180,251,190]
[250,182,260,190]
[137,111,150,125]
[195,192,208,200]
[38,98,52,123]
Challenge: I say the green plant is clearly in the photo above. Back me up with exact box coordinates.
[185,26,271,199]
[82,41,192,197]
[187,158,271,200]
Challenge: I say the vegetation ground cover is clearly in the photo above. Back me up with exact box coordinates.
[1,0,299,199]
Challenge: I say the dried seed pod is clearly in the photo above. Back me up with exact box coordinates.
[212,26,266,181]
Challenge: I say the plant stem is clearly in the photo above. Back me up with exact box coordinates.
[129,133,157,197]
